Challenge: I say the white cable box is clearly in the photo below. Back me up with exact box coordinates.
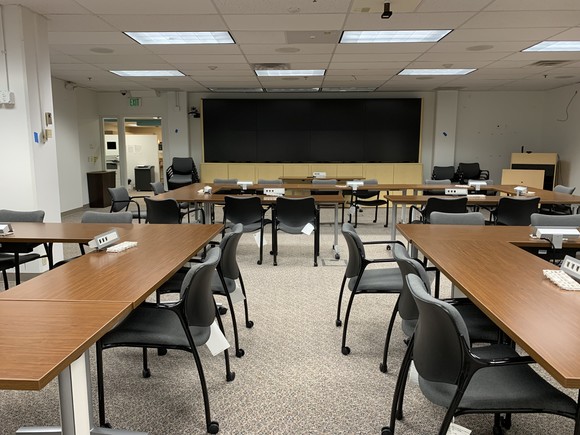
[346,180,364,190]
[535,227,580,249]
[313,172,326,178]
[264,188,285,196]
[445,188,468,195]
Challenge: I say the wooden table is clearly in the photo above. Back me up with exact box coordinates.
[397,223,580,393]
[0,222,223,435]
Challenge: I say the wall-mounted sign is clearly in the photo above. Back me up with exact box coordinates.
[129,97,141,107]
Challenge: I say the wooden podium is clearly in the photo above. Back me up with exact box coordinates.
[509,152,558,190]
[87,171,115,208]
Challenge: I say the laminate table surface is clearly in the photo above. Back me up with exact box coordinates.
[397,223,580,389]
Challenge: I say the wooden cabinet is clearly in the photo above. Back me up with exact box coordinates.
[87,171,115,208]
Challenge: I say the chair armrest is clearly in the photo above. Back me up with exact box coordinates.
[479,169,490,180]
[129,194,150,199]
[362,240,404,246]
[183,206,206,224]
[480,354,536,367]
[367,258,397,264]
[408,205,424,222]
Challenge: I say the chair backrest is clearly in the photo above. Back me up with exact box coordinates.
[423,197,468,223]
[181,247,221,328]
[81,211,133,224]
[554,185,576,195]
[150,182,166,195]
[407,274,470,385]
[495,196,540,226]
[393,243,431,322]
[341,223,366,279]
[214,178,238,184]
[108,187,132,212]
[311,179,337,185]
[218,223,243,280]
[430,211,485,225]
[258,179,283,184]
[275,196,316,228]
[0,209,44,223]
[171,157,194,175]
[457,162,481,180]
[144,197,181,224]
[432,166,456,181]
[530,212,580,227]
[224,196,263,225]
[354,178,379,198]
[311,178,338,195]
[424,179,451,196]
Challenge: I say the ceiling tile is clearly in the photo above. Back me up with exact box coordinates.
[223,14,347,31]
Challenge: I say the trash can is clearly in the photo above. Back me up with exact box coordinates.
[134,165,155,191]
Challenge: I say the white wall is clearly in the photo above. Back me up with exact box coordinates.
[456,91,545,183]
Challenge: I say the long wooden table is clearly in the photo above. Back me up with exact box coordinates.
[0,222,223,434]
[397,224,580,394]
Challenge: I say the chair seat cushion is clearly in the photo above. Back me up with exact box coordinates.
[419,344,578,415]
[355,199,387,206]
[0,252,40,265]
[348,268,403,293]
[101,304,211,348]
[279,222,314,234]
[168,174,193,184]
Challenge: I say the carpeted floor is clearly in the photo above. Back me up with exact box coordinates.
[1,202,577,434]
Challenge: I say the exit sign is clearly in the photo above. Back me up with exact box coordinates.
[129,97,141,107]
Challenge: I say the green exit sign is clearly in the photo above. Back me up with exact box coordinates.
[129,97,141,107]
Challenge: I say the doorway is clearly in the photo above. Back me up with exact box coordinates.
[102,117,164,192]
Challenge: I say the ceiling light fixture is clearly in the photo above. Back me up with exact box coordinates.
[255,69,325,77]
[125,31,234,45]
[398,68,475,76]
[340,30,451,44]
[523,41,580,52]
[110,70,185,77]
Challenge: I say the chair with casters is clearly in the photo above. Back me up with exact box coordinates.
[381,274,578,435]
[380,243,500,373]
[348,179,388,228]
[145,196,205,225]
[107,187,147,223]
[224,196,271,265]
[0,209,48,287]
[408,196,468,224]
[490,196,540,226]
[540,184,576,215]
[272,196,319,267]
[150,181,203,223]
[337,223,404,357]
[456,162,489,184]
[423,179,451,196]
[96,247,234,435]
[432,165,456,181]
[165,157,200,190]
[430,211,486,226]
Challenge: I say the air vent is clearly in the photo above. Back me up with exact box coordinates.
[252,63,290,70]
[529,60,570,67]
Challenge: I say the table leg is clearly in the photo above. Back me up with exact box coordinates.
[16,352,147,435]
[390,204,398,240]
[333,203,340,259]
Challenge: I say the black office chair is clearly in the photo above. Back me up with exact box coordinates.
[166,157,200,190]
[456,162,489,184]
[491,196,540,226]
[380,243,499,373]
[540,184,576,215]
[337,223,404,357]
[224,196,271,265]
[107,187,147,223]
[0,209,49,287]
[382,274,579,435]
[432,165,456,181]
[348,179,388,227]
[272,196,319,267]
[96,248,234,435]
[409,197,468,224]
[150,181,203,223]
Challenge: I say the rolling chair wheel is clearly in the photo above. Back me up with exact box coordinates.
[381,427,393,435]
[257,260,262,265]
[379,362,388,373]
[335,319,342,327]
[226,371,235,382]
[334,253,340,260]
[207,421,220,434]
[142,368,151,378]
[236,348,245,358]
[246,320,254,328]
[157,347,167,356]
[341,346,350,355]
[101,422,112,429]
[218,306,228,315]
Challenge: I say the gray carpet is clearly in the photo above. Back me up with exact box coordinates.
[1,204,576,434]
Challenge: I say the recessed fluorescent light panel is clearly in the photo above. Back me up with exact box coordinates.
[255,69,325,77]
[208,88,264,93]
[265,88,320,93]
[322,87,377,92]
[398,68,475,76]
[125,32,234,45]
[340,30,451,44]
[110,70,185,77]
[523,41,580,52]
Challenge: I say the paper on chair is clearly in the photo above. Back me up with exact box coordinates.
[206,319,230,356]
[253,232,268,247]
[302,223,314,235]
[229,285,246,304]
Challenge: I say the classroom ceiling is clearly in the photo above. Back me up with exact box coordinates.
[3,0,580,93]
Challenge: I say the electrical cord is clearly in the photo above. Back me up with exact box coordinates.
[557,90,578,122]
